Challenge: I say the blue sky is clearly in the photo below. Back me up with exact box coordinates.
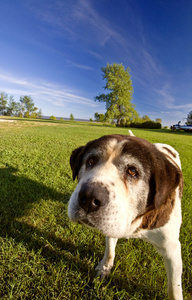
[0,0,192,126]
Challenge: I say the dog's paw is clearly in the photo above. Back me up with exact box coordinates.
[95,262,112,280]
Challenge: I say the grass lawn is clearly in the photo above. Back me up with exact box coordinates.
[0,119,191,299]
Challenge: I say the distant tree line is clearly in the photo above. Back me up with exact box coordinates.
[49,114,75,121]
[0,91,42,118]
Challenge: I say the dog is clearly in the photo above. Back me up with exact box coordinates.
[68,131,183,300]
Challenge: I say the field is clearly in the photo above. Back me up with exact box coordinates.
[0,118,191,299]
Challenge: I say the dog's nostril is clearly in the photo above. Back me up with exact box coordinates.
[79,197,101,213]
[92,199,100,207]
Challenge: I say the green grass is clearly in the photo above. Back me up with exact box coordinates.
[0,120,191,299]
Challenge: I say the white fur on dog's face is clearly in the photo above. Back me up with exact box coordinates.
[68,136,152,238]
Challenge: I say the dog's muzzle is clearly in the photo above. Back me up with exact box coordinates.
[78,182,110,214]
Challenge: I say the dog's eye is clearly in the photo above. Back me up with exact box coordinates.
[127,167,138,178]
[86,157,96,167]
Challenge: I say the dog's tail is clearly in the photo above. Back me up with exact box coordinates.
[128,130,135,136]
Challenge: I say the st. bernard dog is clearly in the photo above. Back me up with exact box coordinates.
[68,131,183,300]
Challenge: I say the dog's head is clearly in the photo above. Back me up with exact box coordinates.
[68,133,182,238]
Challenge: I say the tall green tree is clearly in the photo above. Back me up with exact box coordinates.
[95,63,136,125]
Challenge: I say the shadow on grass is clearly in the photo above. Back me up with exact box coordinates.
[0,165,66,215]
[0,165,96,275]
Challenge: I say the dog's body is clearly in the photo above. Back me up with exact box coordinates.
[68,132,183,300]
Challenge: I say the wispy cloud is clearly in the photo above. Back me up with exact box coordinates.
[25,0,125,48]
[141,49,162,77]
[0,72,97,108]
[66,60,95,71]
[72,0,120,46]
[155,85,192,111]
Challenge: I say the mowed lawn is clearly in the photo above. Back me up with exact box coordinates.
[0,119,191,300]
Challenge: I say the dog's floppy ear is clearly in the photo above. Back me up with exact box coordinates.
[70,146,85,180]
[153,154,182,208]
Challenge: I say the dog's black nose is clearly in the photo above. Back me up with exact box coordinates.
[78,182,109,213]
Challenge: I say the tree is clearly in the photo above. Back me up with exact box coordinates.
[14,102,23,117]
[98,114,105,122]
[142,115,151,122]
[6,96,17,116]
[37,109,42,119]
[155,118,162,124]
[187,111,192,125]
[0,91,42,118]
[30,107,41,118]
[94,112,100,122]
[95,63,135,125]
[70,113,74,120]
[0,92,8,115]
[20,95,35,117]
[50,115,56,120]
[94,112,105,122]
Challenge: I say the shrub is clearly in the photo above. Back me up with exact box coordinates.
[24,112,30,118]
[129,121,161,129]
[30,113,37,119]
[17,112,23,118]
[49,115,57,120]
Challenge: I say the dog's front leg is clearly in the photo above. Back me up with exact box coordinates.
[155,241,183,300]
[95,236,118,280]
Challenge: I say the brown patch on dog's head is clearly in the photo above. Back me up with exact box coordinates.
[70,146,85,180]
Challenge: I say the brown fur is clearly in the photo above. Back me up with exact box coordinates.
[138,191,176,229]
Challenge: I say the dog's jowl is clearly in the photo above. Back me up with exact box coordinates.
[68,131,183,300]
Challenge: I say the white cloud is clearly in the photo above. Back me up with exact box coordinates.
[66,60,95,71]
[155,85,192,111]
[0,72,97,108]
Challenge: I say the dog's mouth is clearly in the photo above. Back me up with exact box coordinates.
[78,219,95,228]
